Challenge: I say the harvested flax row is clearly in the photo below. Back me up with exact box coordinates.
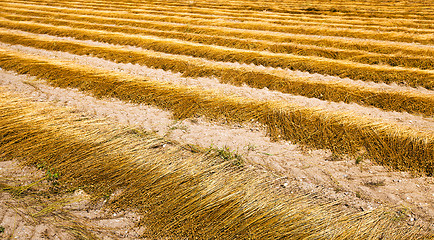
[0,17,433,89]
[13,0,434,29]
[1,2,432,44]
[0,90,431,239]
[2,6,433,70]
[0,29,432,116]
[0,48,432,176]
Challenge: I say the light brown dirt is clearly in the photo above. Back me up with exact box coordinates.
[0,69,433,231]
[0,160,148,239]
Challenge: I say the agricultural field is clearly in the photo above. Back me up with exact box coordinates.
[0,0,433,239]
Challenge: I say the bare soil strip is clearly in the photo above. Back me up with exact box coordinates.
[2,88,431,239]
[0,160,145,239]
[0,46,432,176]
[0,0,433,237]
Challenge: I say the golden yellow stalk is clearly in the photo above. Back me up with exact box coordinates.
[0,47,432,175]
[1,2,433,44]
[0,90,432,239]
[2,6,433,70]
[0,17,433,89]
[0,29,432,116]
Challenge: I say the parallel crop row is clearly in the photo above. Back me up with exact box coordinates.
[1,18,432,89]
[1,30,432,117]
[6,0,434,35]
[3,3,433,58]
[0,48,432,176]
[9,0,434,30]
[1,2,432,45]
[129,0,434,20]
[2,8,432,70]
[1,91,430,239]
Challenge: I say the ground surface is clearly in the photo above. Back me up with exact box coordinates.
[0,160,148,239]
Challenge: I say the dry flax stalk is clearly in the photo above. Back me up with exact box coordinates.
[0,16,433,89]
[0,29,432,117]
[0,47,432,176]
[0,90,431,239]
[2,6,433,70]
[2,1,432,44]
[2,2,433,58]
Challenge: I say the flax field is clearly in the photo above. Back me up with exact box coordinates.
[0,0,433,239]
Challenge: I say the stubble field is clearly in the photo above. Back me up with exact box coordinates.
[0,0,433,239]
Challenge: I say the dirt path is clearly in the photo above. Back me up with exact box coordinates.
[1,69,433,230]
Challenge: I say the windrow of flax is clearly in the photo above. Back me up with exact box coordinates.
[9,0,434,22]
[0,90,430,239]
[2,2,434,57]
[1,2,432,44]
[8,0,434,31]
[1,7,433,70]
[136,0,434,20]
[0,30,432,117]
[0,48,432,176]
[0,17,432,89]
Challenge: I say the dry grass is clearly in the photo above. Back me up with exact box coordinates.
[2,2,434,57]
[0,47,432,176]
[2,3,433,44]
[0,0,433,236]
[0,18,433,89]
[2,7,433,70]
[11,0,434,22]
[0,90,432,239]
[0,29,432,117]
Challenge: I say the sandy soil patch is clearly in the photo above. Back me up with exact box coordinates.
[0,160,148,239]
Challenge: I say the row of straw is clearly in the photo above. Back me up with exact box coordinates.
[134,0,434,20]
[3,1,434,58]
[47,0,434,21]
[0,29,432,117]
[10,0,434,30]
[1,17,432,90]
[1,90,431,239]
[2,2,432,44]
[76,0,434,20]
[85,3,434,34]
[0,47,432,176]
[87,0,434,28]
[2,6,432,70]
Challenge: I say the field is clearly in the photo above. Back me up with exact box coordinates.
[0,0,433,239]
